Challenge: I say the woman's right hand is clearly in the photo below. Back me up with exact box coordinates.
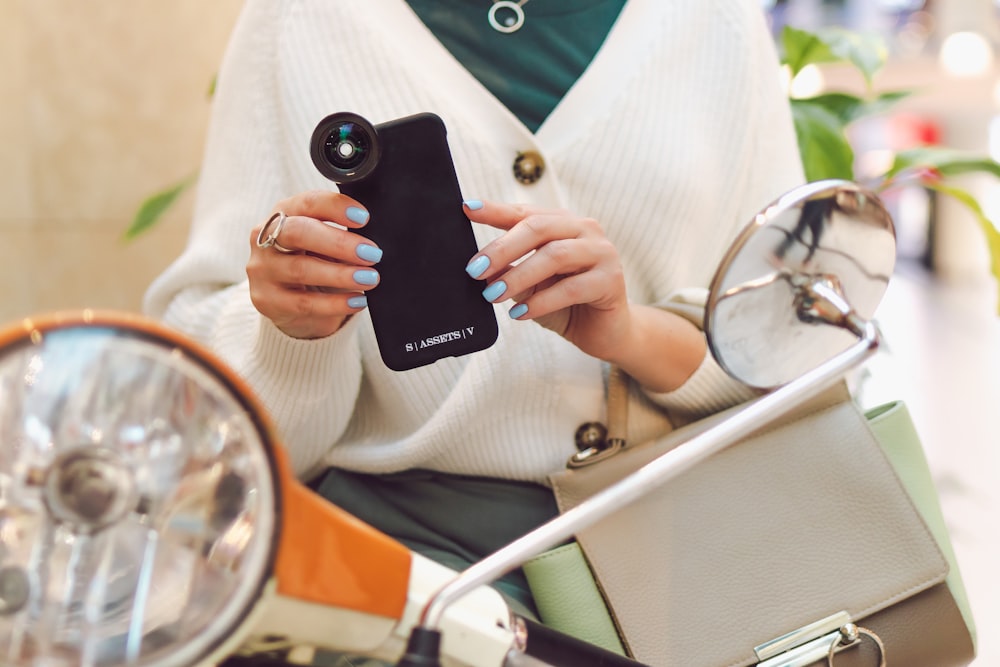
[247,190,381,339]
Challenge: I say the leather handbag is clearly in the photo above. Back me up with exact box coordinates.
[526,380,976,666]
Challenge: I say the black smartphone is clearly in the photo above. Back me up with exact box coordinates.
[310,111,498,371]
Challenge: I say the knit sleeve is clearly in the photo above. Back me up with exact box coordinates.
[641,289,760,422]
[142,0,364,476]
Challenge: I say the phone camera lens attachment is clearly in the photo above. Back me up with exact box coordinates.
[326,122,369,170]
[310,112,380,183]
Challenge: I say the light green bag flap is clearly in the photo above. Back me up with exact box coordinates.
[865,400,977,647]
[522,542,626,655]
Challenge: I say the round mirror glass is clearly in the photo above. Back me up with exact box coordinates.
[706,180,896,389]
[0,316,279,667]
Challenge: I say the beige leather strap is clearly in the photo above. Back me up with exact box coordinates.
[606,365,629,447]
[568,366,630,468]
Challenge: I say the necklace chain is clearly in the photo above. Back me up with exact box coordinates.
[488,0,529,34]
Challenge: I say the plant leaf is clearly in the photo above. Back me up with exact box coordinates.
[885,148,1000,181]
[781,25,836,78]
[798,92,866,125]
[790,99,855,181]
[803,90,912,125]
[866,90,914,116]
[815,27,888,86]
[924,181,1000,313]
[123,174,196,240]
[781,26,888,86]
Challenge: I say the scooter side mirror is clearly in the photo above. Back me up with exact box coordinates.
[706,179,895,389]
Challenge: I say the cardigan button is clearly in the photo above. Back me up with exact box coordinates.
[574,422,608,451]
[513,151,545,184]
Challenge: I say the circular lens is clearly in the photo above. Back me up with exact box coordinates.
[310,112,380,183]
[324,122,371,172]
[0,315,279,667]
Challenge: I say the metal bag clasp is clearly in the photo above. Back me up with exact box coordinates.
[755,611,886,667]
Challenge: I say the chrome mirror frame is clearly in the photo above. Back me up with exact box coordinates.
[706,179,895,389]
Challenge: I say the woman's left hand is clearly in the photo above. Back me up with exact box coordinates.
[464,199,708,393]
[463,200,631,363]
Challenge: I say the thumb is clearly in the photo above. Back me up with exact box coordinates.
[463,199,532,232]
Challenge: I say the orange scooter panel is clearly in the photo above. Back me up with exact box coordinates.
[272,446,412,620]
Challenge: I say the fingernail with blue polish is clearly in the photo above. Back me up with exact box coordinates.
[464,199,484,211]
[347,295,368,309]
[356,243,383,263]
[509,303,528,319]
[346,206,370,225]
[465,255,490,279]
[354,269,379,286]
[482,281,507,303]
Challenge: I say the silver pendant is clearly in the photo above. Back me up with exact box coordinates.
[488,1,526,34]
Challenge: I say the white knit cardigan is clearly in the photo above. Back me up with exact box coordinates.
[144,0,804,483]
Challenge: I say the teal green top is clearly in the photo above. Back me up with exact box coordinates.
[406,0,626,132]
[313,468,560,616]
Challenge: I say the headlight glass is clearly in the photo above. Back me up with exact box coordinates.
[0,319,278,667]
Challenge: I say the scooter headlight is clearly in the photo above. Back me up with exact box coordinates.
[0,312,280,667]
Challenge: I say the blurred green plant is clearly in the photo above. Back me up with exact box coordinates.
[123,173,196,241]
[123,76,214,241]
[781,25,1000,310]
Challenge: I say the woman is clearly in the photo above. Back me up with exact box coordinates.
[145,0,802,623]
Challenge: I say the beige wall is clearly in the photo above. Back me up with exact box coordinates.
[0,1,244,324]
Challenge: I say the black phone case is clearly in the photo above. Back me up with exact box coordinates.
[337,113,498,371]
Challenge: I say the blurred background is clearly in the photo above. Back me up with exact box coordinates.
[1,0,997,664]
[0,1,243,320]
